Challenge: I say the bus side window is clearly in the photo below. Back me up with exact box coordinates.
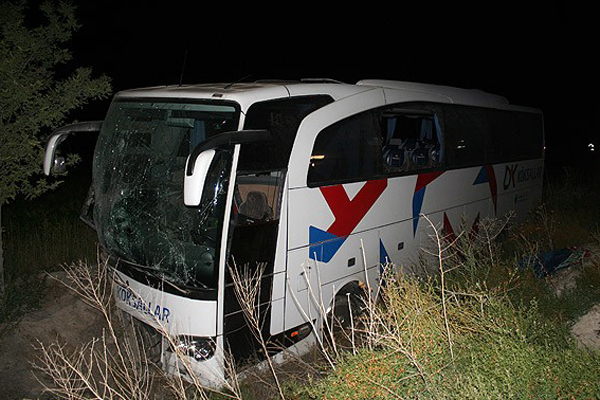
[381,109,443,173]
[444,106,489,167]
[308,111,382,186]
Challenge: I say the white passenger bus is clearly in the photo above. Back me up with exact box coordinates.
[44,79,544,386]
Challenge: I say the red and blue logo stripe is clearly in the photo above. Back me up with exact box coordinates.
[309,165,496,263]
[309,179,387,262]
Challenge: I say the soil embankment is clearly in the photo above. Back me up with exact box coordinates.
[0,272,104,399]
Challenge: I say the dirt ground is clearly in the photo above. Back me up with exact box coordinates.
[0,272,105,400]
[2,259,600,400]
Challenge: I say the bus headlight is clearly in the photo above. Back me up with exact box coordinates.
[171,336,216,361]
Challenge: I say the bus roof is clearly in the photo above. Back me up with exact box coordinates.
[115,81,370,112]
[115,79,530,112]
[357,79,510,108]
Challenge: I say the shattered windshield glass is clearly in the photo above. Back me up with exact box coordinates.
[93,99,239,289]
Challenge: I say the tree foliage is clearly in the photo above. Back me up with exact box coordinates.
[0,0,112,205]
[0,0,112,297]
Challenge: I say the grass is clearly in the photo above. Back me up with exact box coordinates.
[532,166,600,249]
[3,172,97,279]
[294,253,600,399]
[1,169,97,327]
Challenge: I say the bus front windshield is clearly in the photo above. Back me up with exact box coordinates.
[92,99,239,289]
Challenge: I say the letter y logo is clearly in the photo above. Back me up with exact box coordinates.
[309,179,387,262]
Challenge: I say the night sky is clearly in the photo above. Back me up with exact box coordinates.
[64,1,599,170]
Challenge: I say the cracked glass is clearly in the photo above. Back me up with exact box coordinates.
[93,99,239,289]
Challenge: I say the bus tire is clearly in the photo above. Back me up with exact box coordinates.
[328,283,366,331]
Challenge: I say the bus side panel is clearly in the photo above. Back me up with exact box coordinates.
[378,220,420,275]
[286,186,328,331]
[285,183,382,331]
[284,241,381,332]
[288,187,334,252]
[283,160,543,332]
[407,167,490,239]
[494,160,544,223]
[284,249,320,331]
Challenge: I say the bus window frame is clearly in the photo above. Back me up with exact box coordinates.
[306,102,544,188]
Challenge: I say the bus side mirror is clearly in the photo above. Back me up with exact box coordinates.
[44,134,68,175]
[43,121,102,175]
[184,149,216,206]
[183,129,270,206]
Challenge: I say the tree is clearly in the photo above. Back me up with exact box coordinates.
[0,0,112,297]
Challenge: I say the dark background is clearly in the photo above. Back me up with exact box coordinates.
[62,1,599,172]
